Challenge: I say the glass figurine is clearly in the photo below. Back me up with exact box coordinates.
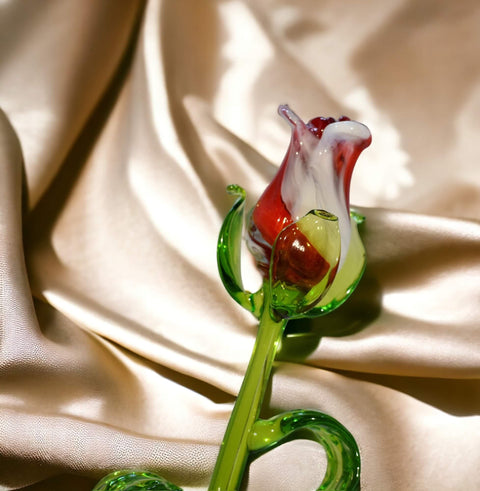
[93,105,371,491]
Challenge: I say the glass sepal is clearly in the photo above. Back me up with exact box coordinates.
[269,210,341,319]
[304,216,366,318]
[217,185,263,317]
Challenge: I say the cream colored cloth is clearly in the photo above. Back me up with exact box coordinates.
[1,1,479,490]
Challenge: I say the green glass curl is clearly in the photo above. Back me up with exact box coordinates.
[250,410,360,490]
[92,470,182,491]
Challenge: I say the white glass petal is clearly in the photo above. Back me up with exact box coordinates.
[280,115,370,269]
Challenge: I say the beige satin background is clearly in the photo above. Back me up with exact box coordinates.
[0,1,479,490]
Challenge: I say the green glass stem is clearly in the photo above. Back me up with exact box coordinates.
[208,301,287,491]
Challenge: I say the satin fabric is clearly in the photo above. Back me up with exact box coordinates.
[1,1,479,490]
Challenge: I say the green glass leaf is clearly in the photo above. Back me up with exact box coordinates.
[92,470,182,491]
[269,210,341,319]
[305,216,366,318]
[249,409,360,491]
[217,185,263,317]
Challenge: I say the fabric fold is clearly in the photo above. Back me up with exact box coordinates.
[0,1,479,490]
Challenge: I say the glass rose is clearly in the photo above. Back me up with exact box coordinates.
[94,105,372,491]
[219,104,371,320]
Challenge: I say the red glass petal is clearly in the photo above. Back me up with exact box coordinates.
[271,224,330,291]
[306,116,336,139]
[250,146,293,248]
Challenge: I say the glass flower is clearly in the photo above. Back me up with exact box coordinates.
[218,105,371,320]
[94,105,370,491]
